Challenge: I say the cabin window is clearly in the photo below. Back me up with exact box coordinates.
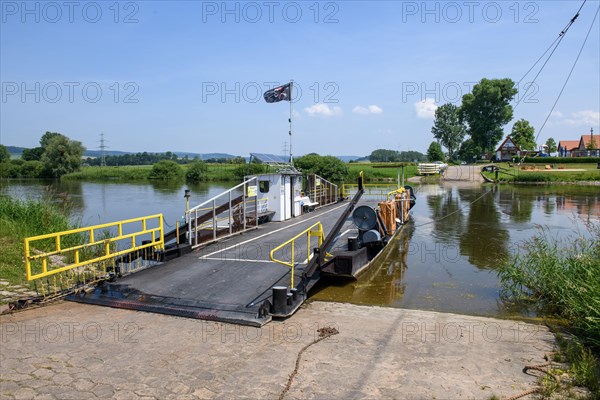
[259,180,269,193]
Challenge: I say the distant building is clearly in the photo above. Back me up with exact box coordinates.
[495,136,521,161]
[559,128,599,157]
[558,140,580,157]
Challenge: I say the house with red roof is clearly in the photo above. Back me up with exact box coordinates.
[559,129,599,157]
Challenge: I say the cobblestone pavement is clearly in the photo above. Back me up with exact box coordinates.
[1,301,555,399]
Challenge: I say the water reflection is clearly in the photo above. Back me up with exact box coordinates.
[458,187,509,269]
[312,223,414,306]
[314,183,599,317]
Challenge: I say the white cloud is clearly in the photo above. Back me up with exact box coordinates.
[550,111,563,118]
[414,98,437,119]
[304,103,343,117]
[564,110,600,126]
[353,105,383,115]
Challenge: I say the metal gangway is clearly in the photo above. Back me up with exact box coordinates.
[185,177,262,248]
[305,174,338,209]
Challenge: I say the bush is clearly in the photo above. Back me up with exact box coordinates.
[185,160,208,183]
[20,161,44,178]
[295,153,348,181]
[0,162,21,178]
[149,160,183,180]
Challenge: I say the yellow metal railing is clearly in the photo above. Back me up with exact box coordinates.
[387,186,406,201]
[270,222,325,287]
[342,183,400,198]
[24,214,165,281]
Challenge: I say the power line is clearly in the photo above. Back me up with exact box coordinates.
[535,4,600,143]
[514,0,587,110]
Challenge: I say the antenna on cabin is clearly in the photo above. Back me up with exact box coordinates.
[281,141,289,159]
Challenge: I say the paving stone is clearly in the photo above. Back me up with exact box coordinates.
[113,390,139,400]
[50,373,73,386]
[71,379,96,392]
[163,381,191,395]
[91,383,115,398]
[13,387,36,400]
[31,369,54,380]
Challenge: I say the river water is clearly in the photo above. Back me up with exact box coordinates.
[2,180,599,318]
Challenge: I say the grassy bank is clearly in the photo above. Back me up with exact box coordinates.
[62,162,419,183]
[498,225,600,395]
[347,163,417,182]
[0,195,78,285]
[63,164,243,182]
[484,163,600,183]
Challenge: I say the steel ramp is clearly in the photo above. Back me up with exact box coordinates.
[68,250,309,326]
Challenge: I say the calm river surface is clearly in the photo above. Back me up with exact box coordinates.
[2,180,599,318]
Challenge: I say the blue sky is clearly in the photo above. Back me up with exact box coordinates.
[1,0,599,156]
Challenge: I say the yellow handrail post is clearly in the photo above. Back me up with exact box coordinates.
[270,222,325,288]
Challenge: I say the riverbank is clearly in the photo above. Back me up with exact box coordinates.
[58,162,419,183]
[482,162,600,184]
[0,301,565,399]
[0,195,76,289]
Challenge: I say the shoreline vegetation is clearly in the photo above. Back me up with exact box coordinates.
[481,162,600,184]
[498,225,600,397]
[0,194,78,286]
[55,162,421,183]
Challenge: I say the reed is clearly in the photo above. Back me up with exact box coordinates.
[0,194,78,284]
[498,225,600,349]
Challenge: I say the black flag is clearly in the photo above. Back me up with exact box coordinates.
[263,83,292,103]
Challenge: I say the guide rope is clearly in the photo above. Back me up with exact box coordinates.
[278,326,339,400]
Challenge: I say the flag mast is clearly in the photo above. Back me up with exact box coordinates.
[289,80,293,167]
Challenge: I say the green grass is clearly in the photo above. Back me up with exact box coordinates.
[63,163,419,183]
[0,195,79,285]
[346,163,417,182]
[498,225,600,396]
[484,163,600,183]
[63,164,243,182]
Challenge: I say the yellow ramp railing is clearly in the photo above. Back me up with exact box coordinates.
[270,222,325,287]
[24,214,165,281]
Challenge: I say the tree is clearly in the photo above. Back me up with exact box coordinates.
[40,132,64,148]
[40,135,85,178]
[510,119,536,150]
[21,147,44,161]
[149,160,183,180]
[0,145,9,163]
[457,138,482,163]
[427,142,445,162]
[295,153,348,181]
[369,149,401,162]
[461,78,518,154]
[545,138,557,155]
[431,103,466,161]
[185,160,208,183]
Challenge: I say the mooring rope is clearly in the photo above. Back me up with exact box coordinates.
[278,327,339,400]
[505,354,559,400]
